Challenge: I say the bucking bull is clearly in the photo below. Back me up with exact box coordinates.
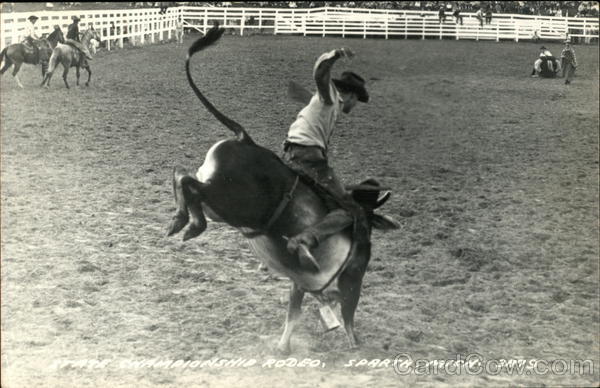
[167,24,399,354]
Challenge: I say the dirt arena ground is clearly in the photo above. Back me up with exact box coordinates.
[1,34,598,388]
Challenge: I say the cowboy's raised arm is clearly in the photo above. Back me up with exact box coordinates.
[313,48,354,105]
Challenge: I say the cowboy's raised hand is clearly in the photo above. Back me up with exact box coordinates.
[338,47,355,59]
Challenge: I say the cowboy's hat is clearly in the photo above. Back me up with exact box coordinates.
[563,39,571,43]
[72,16,81,22]
[28,15,39,22]
[333,71,369,103]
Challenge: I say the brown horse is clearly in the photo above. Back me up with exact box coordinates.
[0,27,65,88]
[167,24,399,354]
[41,27,101,89]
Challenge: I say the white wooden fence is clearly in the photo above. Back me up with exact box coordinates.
[1,6,598,51]
[182,6,599,43]
[0,6,183,50]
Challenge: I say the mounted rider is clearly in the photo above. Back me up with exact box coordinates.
[22,15,40,63]
[66,16,93,60]
[283,47,371,265]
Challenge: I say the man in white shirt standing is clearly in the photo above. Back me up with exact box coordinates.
[283,47,370,264]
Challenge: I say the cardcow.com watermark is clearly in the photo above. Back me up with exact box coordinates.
[46,353,595,377]
[391,353,595,376]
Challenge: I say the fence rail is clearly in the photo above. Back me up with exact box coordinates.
[1,6,598,50]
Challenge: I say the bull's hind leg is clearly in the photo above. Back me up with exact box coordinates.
[167,166,191,236]
[167,166,207,241]
[277,282,305,355]
[75,66,80,86]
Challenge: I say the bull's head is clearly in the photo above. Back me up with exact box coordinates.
[350,178,400,231]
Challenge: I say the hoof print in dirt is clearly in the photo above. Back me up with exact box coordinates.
[551,290,570,303]
[398,209,416,217]
[78,261,100,273]
[404,330,424,343]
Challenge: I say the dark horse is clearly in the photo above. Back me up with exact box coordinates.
[0,27,65,88]
[167,24,398,354]
[41,27,101,89]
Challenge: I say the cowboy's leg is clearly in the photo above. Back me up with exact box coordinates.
[68,39,93,60]
[565,63,574,83]
[283,145,363,252]
[291,167,364,249]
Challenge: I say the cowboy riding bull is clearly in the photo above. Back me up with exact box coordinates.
[167,24,398,354]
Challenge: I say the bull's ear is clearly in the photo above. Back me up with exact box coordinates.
[375,191,391,209]
[372,213,400,230]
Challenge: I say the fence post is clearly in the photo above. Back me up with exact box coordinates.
[404,12,407,39]
[322,8,326,37]
[204,8,207,34]
[258,8,262,32]
[302,12,306,36]
[456,19,459,40]
[385,11,390,39]
[421,15,425,40]
[240,9,245,36]
[496,21,499,41]
[151,16,155,43]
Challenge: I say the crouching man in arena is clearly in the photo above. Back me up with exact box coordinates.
[531,46,561,78]
[282,47,370,264]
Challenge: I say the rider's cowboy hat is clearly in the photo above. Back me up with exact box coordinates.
[28,15,39,22]
[333,71,369,103]
[564,39,571,43]
[72,16,81,22]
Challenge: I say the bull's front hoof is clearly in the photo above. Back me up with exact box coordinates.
[182,223,205,241]
[166,213,189,237]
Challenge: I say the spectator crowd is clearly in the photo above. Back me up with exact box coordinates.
[2,1,598,17]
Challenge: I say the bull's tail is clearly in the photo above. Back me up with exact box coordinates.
[185,23,254,145]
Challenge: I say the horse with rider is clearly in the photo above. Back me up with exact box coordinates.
[0,15,65,88]
[41,17,101,88]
